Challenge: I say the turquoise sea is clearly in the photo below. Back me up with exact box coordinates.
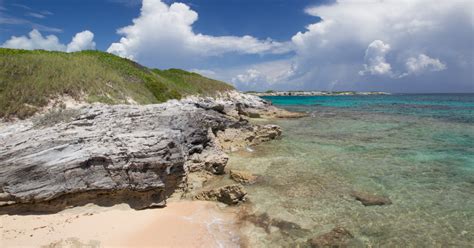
[226,94,474,247]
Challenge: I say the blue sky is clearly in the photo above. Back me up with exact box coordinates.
[1,0,473,93]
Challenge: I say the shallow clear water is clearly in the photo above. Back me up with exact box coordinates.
[228,94,474,247]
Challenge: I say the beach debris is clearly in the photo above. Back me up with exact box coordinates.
[229,170,258,185]
[194,184,247,205]
[307,226,354,248]
[32,225,47,230]
[351,191,392,206]
[46,237,101,248]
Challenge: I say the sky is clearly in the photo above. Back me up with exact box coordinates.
[0,0,473,93]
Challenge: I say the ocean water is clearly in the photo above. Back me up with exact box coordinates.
[226,94,474,247]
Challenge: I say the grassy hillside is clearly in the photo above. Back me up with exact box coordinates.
[153,69,233,96]
[0,48,234,119]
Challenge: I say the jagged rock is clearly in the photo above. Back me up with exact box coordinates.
[0,92,287,212]
[229,170,257,184]
[193,100,225,114]
[185,129,228,175]
[194,184,247,205]
[216,124,283,152]
[184,91,307,120]
[236,103,261,118]
[253,124,282,141]
[351,191,392,206]
[308,227,354,248]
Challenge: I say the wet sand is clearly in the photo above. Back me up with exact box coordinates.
[0,201,240,247]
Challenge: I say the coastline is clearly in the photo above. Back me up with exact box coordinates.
[217,94,474,247]
[0,200,240,247]
[2,93,472,246]
[0,91,305,246]
[247,91,390,97]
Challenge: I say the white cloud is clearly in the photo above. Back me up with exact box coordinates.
[405,54,446,74]
[1,29,66,51]
[1,2,59,32]
[26,12,46,19]
[103,0,471,92]
[1,29,96,52]
[359,40,392,76]
[107,0,291,64]
[11,3,31,10]
[40,10,53,16]
[232,69,264,86]
[0,15,62,32]
[258,0,473,92]
[66,30,96,52]
[229,60,297,90]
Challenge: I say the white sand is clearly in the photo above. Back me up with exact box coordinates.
[0,201,240,248]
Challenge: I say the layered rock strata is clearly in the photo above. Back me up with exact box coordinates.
[0,92,296,212]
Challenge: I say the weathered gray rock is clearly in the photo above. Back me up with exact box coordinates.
[0,92,284,211]
[185,128,229,175]
[194,184,247,205]
[184,91,308,119]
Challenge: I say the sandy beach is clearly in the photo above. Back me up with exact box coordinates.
[0,201,240,248]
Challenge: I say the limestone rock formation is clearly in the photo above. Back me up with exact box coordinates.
[216,125,282,152]
[229,170,258,184]
[193,184,247,205]
[0,92,293,211]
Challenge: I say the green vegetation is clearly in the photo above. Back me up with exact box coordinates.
[33,108,81,128]
[0,48,234,119]
[152,68,234,96]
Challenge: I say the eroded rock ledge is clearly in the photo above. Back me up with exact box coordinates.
[0,91,301,212]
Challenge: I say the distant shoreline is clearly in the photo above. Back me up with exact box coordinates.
[246,91,390,96]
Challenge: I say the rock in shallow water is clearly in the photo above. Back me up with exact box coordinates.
[351,191,392,206]
[308,227,354,248]
[243,212,309,235]
[229,170,258,184]
[216,124,283,152]
[194,184,247,205]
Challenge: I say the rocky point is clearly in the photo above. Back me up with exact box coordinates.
[0,91,297,212]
